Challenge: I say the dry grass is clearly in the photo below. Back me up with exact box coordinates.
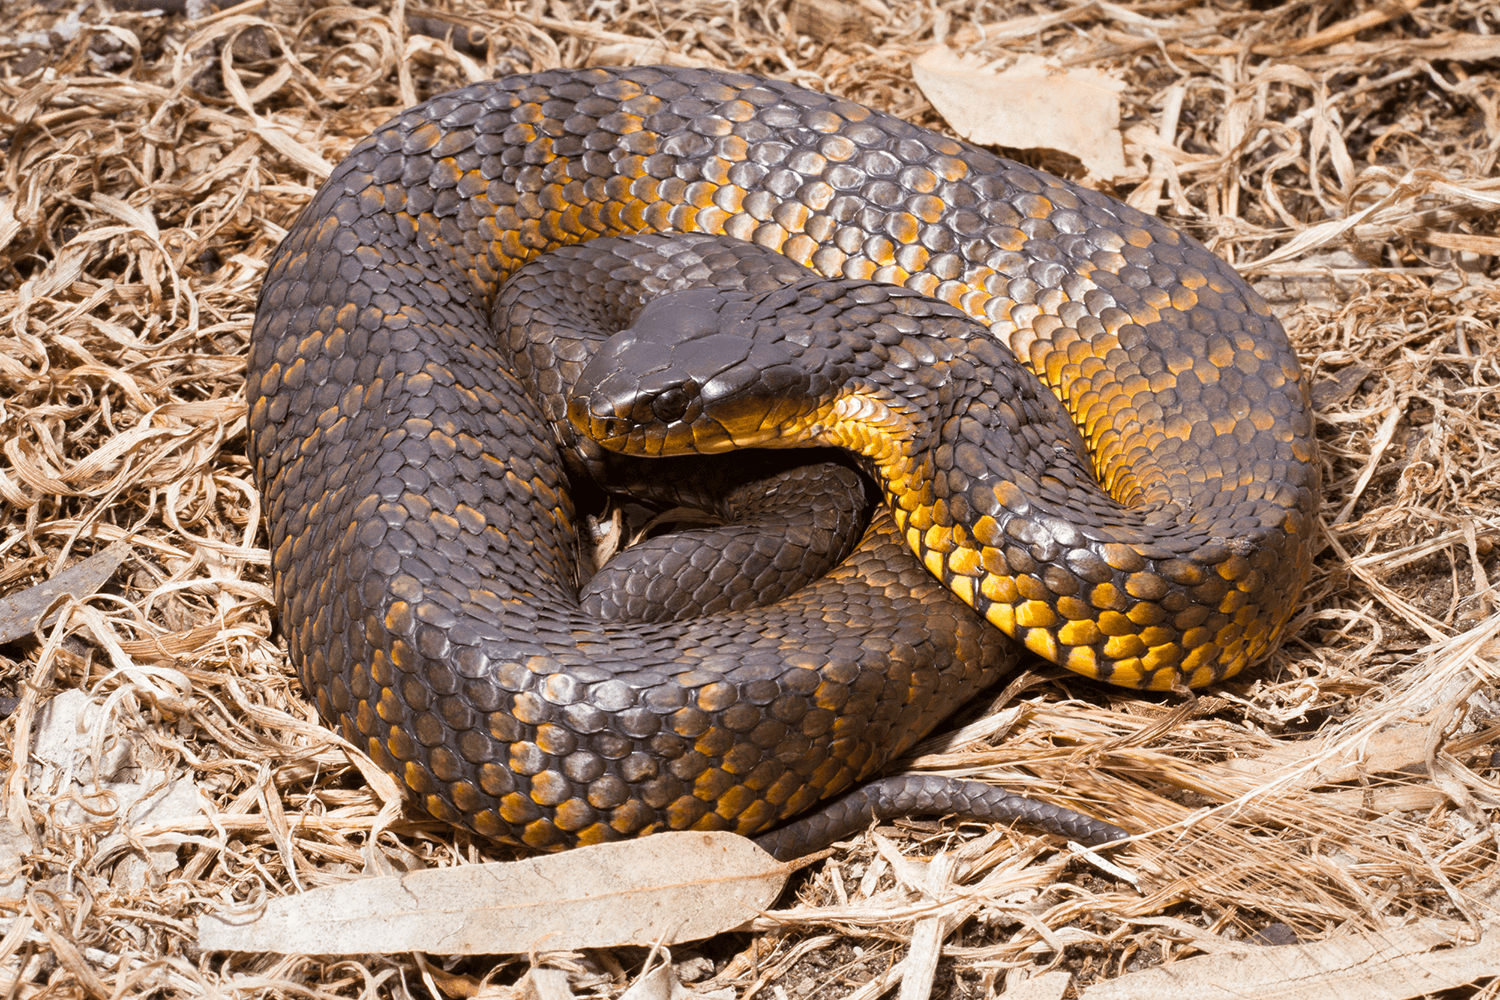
[2,0,1499,997]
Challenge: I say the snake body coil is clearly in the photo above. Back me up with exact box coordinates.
[248,66,1319,856]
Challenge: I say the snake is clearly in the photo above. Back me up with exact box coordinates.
[246,65,1320,859]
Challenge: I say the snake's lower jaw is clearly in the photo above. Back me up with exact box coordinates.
[581,394,834,456]
[570,408,747,456]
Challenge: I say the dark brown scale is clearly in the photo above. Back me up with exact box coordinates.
[247,66,1318,858]
[577,456,876,624]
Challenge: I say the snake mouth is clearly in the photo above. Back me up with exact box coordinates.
[567,384,815,456]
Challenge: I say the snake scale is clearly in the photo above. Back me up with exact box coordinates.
[247,65,1320,858]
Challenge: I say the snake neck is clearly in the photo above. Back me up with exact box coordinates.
[818,387,953,576]
[822,390,929,463]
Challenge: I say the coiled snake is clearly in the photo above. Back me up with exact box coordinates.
[247,66,1319,859]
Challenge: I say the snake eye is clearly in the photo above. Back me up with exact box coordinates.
[652,387,691,424]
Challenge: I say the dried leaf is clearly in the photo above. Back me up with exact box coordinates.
[1080,920,1500,1000]
[197,832,787,955]
[1004,971,1072,1000]
[618,960,692,1000]
[524,968,576,1000]
[912,48,1125,181]
[0,541,128,643]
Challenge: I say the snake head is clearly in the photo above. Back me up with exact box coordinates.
[568,288,819,456]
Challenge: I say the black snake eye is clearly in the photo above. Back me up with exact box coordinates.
[652,387,691,424]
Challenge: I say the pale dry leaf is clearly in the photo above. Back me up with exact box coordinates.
[912,48,1126,181]
[31,689,131,784]
[1080,920,1500,1000]
[1003,970,1071,1000]
[30,688,206,823]
[0,820,31,904]
[196,831,787,955]
[1200,722,1429,785]
[524,968,576,1000]
[617,960,693,1000]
